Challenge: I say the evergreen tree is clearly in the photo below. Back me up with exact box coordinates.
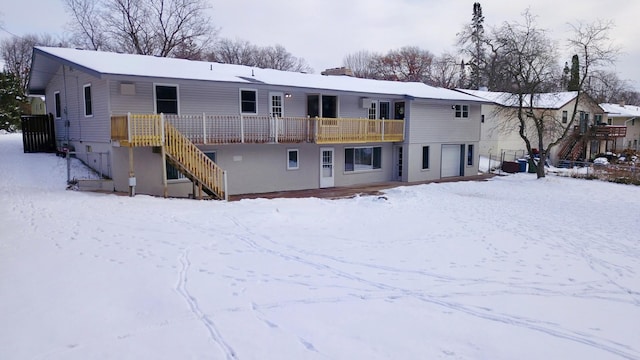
[568,54,580,91]
[470,2,485,89]
[0,70,24,132]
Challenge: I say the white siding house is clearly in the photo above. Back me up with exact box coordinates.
[28,47,485,198]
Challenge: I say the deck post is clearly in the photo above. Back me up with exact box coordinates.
[127,112,132,143]
[128,146,135,197]
[202,113,207,144]
[240,115,245,143]
[223,170,228,201]
[275,116,279,143]
[382,119,385,141]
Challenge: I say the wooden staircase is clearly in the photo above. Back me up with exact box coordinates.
[559,134,585,161]
[111,114,227,200]
[164,123,226,200]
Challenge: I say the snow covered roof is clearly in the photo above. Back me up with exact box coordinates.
[29,47,481,102]
[457,89,580,109]
[599,103,640,118]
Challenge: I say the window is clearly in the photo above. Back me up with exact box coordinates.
[287,149,299,170]
[607,119,612,125]
[240,89,257,114]
[380,101,390,119]
[422,146,430,170]
[166,161,186,180]
[155,85,178,114]
[345,147,381,172]
[204,151,216,162]
[562,111,568,123]
[481,114,485,123]
[368,101,377,119]
[595,114,603,124]
[454,104,469,118]
[83,84,92,117]
[54,91,61,118]
[467,144,474,166]
[307,94,338,118]
[394,102,405,119]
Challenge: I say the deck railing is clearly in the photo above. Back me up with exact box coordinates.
[112,113,404,145]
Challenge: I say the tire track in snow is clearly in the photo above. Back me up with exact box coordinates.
[175,249,237,359]
[225,214,640,360]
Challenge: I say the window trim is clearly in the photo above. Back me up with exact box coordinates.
[287,148,299,170]
[54,91,61,118]
[153,83,180,115]
[422,146,430,170]
[344,146,382,172]
[83,83,93,117]
[240,88,258,114]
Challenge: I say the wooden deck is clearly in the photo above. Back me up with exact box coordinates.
[229,174,495,201]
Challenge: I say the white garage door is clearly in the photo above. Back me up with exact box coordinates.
[441,144,462,177]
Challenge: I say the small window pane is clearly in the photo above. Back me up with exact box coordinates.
[287,149,299,170]
[54,92,61,118]
[344,148,354,171]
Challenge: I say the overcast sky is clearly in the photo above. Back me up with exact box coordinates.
[1,0,638,90]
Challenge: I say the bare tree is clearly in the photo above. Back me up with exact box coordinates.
[1,34,65,94]
[210,38,257,65]
[254,44,312,72]
[208,39,312,73]
[64,0,108,51]
[64,0,217,58]
[429,52,464,89]
[372,46,434,82]
[585,70,633,104]
[490,11,562,178]
[342,50,378,79]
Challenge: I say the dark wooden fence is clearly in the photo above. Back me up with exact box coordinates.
[21,114,57,153]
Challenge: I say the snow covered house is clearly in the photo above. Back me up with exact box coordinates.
[457,89,622,164]
[28,46,484,199]
[599,103,640,152]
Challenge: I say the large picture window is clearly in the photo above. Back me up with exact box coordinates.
[345,147,381,172]
[240,89,257,113]
[155,85,178,114]
[83,84,92,117]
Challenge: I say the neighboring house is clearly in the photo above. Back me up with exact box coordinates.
[457,89,620,164]
[18,96,46,115]
[599,103,640,151]
[28,46,484,199]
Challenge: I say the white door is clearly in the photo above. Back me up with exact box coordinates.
[320,147,334,188]
[441,144,463,177]
[269,92,284,118]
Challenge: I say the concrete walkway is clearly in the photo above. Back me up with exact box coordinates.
[230,173,496,201]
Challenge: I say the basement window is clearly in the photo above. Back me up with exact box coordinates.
[287,149,299,170]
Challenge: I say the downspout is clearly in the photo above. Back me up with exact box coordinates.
[63,65,71,183]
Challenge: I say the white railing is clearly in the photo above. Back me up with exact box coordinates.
[115,113,404,145]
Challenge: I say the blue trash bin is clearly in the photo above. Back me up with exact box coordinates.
[517,159,527,172]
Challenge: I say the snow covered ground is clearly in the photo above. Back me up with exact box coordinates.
[1,133,639,360]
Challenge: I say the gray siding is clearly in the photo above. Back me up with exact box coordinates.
[408,101,481,143]
[46,65,110,144]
